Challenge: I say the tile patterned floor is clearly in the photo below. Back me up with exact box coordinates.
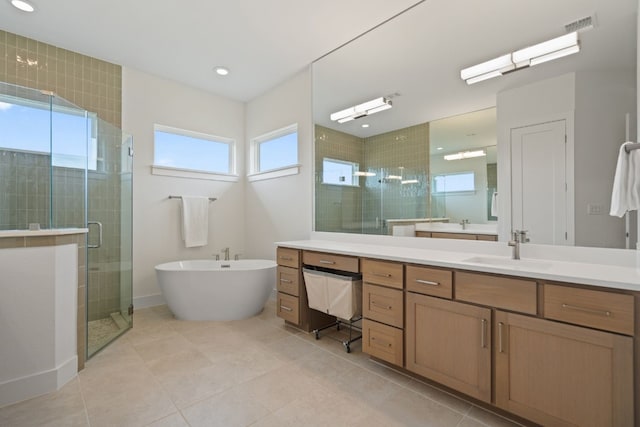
[0,299,526,427]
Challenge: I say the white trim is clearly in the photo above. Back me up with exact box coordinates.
[247,165,300,182]
[133,293,166,309]
[151,165,239,182]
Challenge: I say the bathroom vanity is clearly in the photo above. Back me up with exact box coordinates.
[276,238,639,427]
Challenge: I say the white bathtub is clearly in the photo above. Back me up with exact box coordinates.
[155,259,276,321]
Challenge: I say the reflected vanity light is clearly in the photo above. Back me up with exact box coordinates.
[460,32,579,84]
[401,179,419,184]
[330,97,392,123]
[386,175,402,180]
[354,171,376,177]
[444,150,486,161]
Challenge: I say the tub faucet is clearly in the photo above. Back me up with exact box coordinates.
[221,247,230,261]
[508,230,529,260]
[460,219,469,230]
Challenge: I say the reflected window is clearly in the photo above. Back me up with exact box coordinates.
[322,158,359,186]
[154,124,235,174]
[433,171,475,193]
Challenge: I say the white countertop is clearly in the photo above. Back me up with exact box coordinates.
[277,239,640,292]
[0,228,88,238]
[415,222,498,235]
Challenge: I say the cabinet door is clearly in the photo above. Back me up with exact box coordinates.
[405,292,491,402]
[495,311,633,427]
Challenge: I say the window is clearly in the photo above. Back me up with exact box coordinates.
[249,124,298,180]
[322,158,359,186]
[432,171,475,193]
[0,95,96,170]
[153,124,236,180]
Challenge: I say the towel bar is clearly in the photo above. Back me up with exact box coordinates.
[624,142,640,153]
[168,195,217,202]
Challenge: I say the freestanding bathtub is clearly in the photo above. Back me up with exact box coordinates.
[155,259,276,321]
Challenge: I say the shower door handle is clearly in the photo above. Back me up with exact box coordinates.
[88,221,103,249]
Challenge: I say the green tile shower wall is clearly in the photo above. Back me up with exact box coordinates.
[0,30,124,320]
[315,123,430,234]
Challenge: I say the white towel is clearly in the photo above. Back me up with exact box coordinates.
[610,142,640,217]
[181,196,209,247]
[491,192,498,217]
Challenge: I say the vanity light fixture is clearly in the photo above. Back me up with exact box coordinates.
[460,32,580,85]
[330,97,392,124]
[444,150,486,161]
[10,0,35,12]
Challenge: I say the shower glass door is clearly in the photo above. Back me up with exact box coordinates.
[86,117,133,358]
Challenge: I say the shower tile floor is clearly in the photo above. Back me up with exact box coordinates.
[87,317,121,356]
[0,299,528,427]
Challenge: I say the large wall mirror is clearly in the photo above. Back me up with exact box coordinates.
[313,0,637,249]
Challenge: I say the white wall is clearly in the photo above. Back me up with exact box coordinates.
[244,68,314,260]
[122,67,246,306]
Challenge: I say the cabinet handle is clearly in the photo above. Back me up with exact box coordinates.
[280,279,293,283]
[279,256,293,261]
[371,336,392,348]
[371,271,392,278]
[280,305,293,312]
[319,260,335,265]
[415,279,439,286]
[371,301,392,310]
[480,318,487,348]
[561,303,611,317]
[498,322,504,353]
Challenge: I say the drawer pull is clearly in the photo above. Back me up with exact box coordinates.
[561,303,611,317]
[371,301,392,310]
[371,336,392,348]
[280,279,293,283]
[415,279,440,286]
[279,256,293,261]
[498,322,504,353]
[480,318,487,348]
[319,260,336,265]
[280,305,293,312]
[372,271,392,278]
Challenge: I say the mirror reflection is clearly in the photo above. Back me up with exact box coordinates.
[313,0,637,249]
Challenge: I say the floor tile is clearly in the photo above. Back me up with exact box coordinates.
[181,387,271,427]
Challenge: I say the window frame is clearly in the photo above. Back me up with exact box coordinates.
[151,124,238,182]
[431,171,476,194]
[248,123,300,181]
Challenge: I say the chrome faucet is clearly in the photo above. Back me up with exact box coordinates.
[508,230,529,260]
[460,219,469,230]
[221,247,230,261]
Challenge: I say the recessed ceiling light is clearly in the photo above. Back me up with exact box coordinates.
[10,0,35,12]
[361,124,370,128]
[214,66,229,76]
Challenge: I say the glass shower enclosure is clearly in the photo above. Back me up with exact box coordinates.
[0,81,133,358]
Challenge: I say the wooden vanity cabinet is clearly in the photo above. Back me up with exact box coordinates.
[494,310,634,427]
[361,258,405,366]
[275,247,334,332]
[406,292,492,402]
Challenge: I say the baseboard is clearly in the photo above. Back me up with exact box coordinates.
[133,293,165,309]
[0,356,77,408]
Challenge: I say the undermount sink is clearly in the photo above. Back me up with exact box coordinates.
[462,256,553,270]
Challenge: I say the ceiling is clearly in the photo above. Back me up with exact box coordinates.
[313,0,637,139]
[0,0,422,102]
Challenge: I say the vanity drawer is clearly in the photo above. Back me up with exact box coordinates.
[362,258,403,289]
[277,247,300,268]
[544,284,635,335]
[455,272,537,315]
[303,251,359,273]
[362,319,403,366]
[277,266,299,296]
[406,265,453,299]
[476,234,498,241]
[363,283,403,328]
[277,292,299,324]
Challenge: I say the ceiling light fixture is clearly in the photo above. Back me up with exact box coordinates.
[460,32,579,85]
[330,97,392,124]
[10,0,35,12]
[444,150,486,161]
[214,66,229,76]
[361,124,370,128]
